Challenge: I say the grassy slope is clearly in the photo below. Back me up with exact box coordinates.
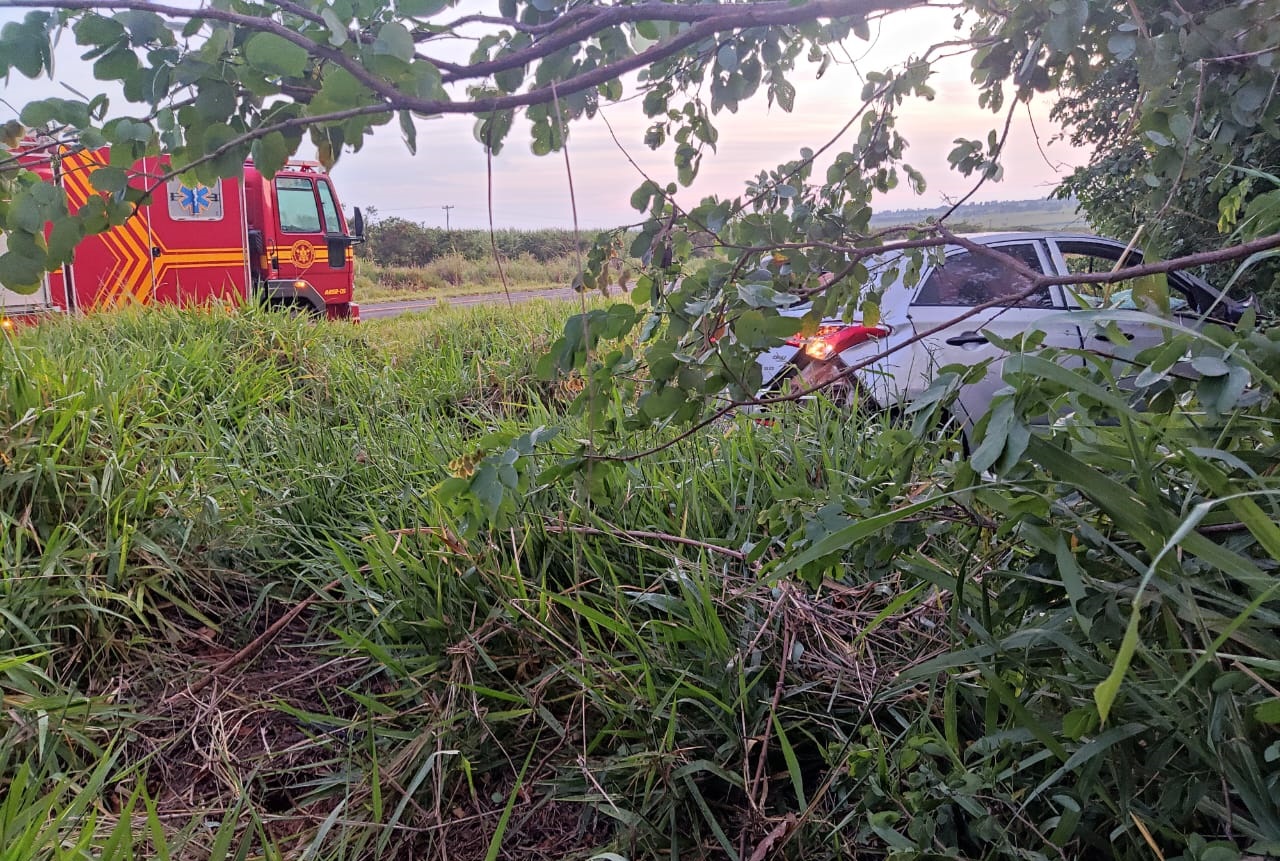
[0,305,961,860]
[2,302,1277,860]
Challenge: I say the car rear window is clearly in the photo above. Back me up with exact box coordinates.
[914,243,1051,307]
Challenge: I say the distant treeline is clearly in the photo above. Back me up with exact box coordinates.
[357,216,611,266]
[359,197,1083,268]
[869,197,1080,226]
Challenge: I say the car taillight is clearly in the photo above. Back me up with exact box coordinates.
[787,324,888,361]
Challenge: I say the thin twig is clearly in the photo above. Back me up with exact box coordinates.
[543,523,748,561]
[485,121,514,309]
[162,578,341,705]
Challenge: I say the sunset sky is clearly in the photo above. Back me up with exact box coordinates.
[1,4,1088,229]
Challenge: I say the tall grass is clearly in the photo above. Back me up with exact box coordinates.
[2,301,1278,860]
[354,254,585,303]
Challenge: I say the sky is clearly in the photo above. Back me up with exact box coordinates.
[1,4,1088,230]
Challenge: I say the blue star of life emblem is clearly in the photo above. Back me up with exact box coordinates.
[166,178,223,221]
[179,185,212,215]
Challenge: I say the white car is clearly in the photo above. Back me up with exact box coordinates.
[754,232,1249,428]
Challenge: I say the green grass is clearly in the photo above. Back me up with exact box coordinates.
[2,301,1278,860]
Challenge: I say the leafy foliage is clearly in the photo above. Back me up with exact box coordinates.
[1050,2,1280,307]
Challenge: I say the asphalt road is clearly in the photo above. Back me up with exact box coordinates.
[360,286,582,320]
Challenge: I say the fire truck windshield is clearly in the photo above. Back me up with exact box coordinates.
[275,178,322,233]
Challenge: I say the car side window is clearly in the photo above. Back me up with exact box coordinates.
[1059,246,1195,315]
[914,243,1050,307]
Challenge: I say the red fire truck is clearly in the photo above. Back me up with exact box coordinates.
[1,144,362,324]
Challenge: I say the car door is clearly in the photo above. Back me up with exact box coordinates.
[906,240,1081,426]
[1046,237,1182,355]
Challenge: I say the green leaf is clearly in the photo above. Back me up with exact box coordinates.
[629,180,658,213]
[970,396,1013,473]
[860,298,879,328]
[640,386,685,420]
[115,10,169,46]
[738,281,796,308]
[244,32,309,78]
[9,182,65,232]
[716,43,739,73]
[194,80,235,121]
[411,61,446,100]
[0,252,44,292]
[250,131,291,178]
[309,67,375,116]
[1025,435,1162,548]
[202,124,246,177]
[1054,535,1091,635]
[89,166,129,194]
[1107,32,1136,61]
[397,0,448,14]
[1003,353,1132,414]
[1062,706,1098,741]
[1254,699,1280,724]
[374,22,415,63]
[1094,606,1140,724]
[399,110,417,155]
[21,98,90,129]
[45,217,83,268]
[1025,723,1146,806]
[1045,0,1089,53]
[1191,355,1229,377]
[93,46,139,81]
[320,8,348,46]
[72,13,125,46]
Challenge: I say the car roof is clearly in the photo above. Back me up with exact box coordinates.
[950,230,1118,245]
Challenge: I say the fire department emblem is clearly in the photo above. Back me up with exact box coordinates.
[291,240,316,269]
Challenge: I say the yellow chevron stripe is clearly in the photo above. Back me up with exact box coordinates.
[56,153,148,306]
[109,217,152,305]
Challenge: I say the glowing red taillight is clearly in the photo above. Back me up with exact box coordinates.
[787,324,888,361]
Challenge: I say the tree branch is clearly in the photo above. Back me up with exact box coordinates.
[437,0,923,85]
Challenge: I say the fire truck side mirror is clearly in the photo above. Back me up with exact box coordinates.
[327,235,347,269]
[351,208,365,241]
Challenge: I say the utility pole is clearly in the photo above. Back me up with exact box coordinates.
[441,204,455,232]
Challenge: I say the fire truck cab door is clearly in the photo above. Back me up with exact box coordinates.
[273,176,352,307]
